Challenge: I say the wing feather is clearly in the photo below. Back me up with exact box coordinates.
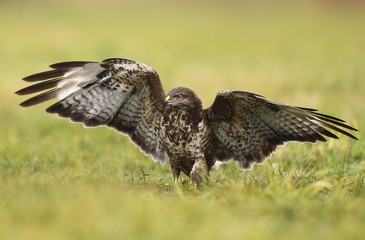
[22,69,69,82]
[17,58,168,164]
[19,89,59,107]
[15,78,62,95]
[205,90,358,170]
[49,61,97,69]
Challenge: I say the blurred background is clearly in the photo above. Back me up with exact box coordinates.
[3,0,364,164]
[0,0,364,239]
[2,0,364,138]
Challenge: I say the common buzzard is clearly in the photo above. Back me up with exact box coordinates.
[16,58,358,185]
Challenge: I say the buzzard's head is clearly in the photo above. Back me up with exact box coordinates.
[165,87,202,111]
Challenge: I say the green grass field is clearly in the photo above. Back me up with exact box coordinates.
[1,1,364,239]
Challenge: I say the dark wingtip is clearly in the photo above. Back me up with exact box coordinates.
[301,107,359,139]
[297,106,318,112]
[15,89,25,95]
[348,133,359,140]
[18,89,58,107]
[22,69,68,82]
[19,99,37,107]
[50,61,94,69]
[15,78,61,96]
[19,102,29,107]
[343,134,359,141]
[323,130,339,139]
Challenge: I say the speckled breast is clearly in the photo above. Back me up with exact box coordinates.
[161,110,212,166]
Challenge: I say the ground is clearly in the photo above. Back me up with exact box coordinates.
[0,1,364,239]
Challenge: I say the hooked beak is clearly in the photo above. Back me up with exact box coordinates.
[164,95,171,106]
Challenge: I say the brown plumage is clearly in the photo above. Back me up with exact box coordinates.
[16,58,358,185]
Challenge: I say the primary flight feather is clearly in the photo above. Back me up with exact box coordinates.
[16,58,358,185]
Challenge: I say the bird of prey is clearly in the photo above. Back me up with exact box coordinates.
[16,58,358,185]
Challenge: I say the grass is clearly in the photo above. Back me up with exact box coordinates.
[0,1,364,239]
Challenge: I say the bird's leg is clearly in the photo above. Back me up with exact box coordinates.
[190,152,210,187]
[171,165,181,184]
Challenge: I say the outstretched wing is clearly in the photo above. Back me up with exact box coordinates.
[205,90,358,170]
[16,58,168,164]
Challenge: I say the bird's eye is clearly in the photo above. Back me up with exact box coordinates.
[175,94,183,100]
